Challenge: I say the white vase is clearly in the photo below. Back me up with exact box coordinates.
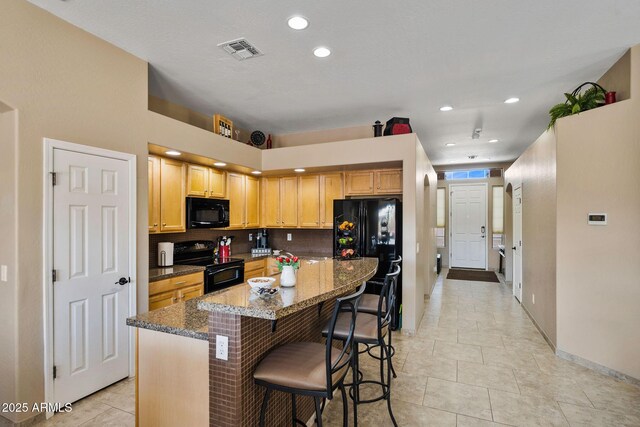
[280,265,297,287]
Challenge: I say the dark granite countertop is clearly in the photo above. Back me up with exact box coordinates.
[129,257,377,339]
[197,257,378,320]
[127,297,209,340]
[149,265,206,282]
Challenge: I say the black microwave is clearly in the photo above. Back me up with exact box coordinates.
[186,197,229,229]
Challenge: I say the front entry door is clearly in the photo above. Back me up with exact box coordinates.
[53,148,131,404]
[450,184,487,269]
[512,186,523,302]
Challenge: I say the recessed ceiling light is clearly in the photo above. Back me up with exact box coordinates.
[165,150,181,156]
[287,16,309,30]
[213,162,227,167]
[313,47,331,58]
[251,170,262,175]
[294,168,306,172]
[504,97,520,104]
[439,105,453,112]
[445,143,456,147]
[488,139,499,143]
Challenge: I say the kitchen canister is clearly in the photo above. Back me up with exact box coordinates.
[158,242,174,267]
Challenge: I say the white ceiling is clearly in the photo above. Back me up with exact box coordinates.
[28,0,640,165]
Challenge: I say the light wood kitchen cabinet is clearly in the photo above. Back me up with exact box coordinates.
[208,168,226,198]
[345,170,375,195]
[298,175,321,228]
[345,169,402,196]
[187,164,226,198]
[159,157,186,232]
[280,177,298,227]
[227,173,260,229]
[244,259,267,280]
[227,173,245,228]
[261,176,298,227]
[148,156,161,233]
[262,177,281,227]
[186,164,209,197]
[320,173,344,228]
[149,272,204,311]
[245,175,260,228]
[375,169,402,194]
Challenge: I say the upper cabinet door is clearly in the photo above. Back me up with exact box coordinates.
[208,168,225,198]
[320,173,344,229]
[148,156,161,233]
[159,158,186,232]
[280,177,298,227]
[245,175,260,228]
[262,177,281,227]
[345,171,375,195]
[298,175,321,228]
[186,164,209,197]
[227,173,245,228]
[375,169,402,194]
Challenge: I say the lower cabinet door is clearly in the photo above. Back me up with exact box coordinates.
[149,290,178,311]
[180,283,204,301]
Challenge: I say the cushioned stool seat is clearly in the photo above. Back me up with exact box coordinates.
[254,342,349,391]
[322,312,387,343]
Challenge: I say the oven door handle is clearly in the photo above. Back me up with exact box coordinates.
[210,266,242,275]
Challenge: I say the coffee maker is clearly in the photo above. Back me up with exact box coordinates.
[252,228,271,255]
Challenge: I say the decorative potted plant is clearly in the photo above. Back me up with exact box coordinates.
[547,82,607,129]
[275,255,300,287]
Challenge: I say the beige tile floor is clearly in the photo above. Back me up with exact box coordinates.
[324,270,640,426]
[33,378,134,427]
[35,270,640,426]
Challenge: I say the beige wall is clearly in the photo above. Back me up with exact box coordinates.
[505,130,558,345]
[598,50,631,102]
[556,95,640,377]
[0,108,18,410]
[272,125,374,148]
[0,1,149,421]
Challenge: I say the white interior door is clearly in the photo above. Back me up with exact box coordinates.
[53,148,130,404]
[512,186,523,302]
[450,184,487,269]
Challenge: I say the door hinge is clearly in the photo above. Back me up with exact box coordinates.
[53,365,57,379]
[52,269,57,282]
[50,172,57,186]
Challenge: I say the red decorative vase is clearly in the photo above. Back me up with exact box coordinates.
[605,91,616,104]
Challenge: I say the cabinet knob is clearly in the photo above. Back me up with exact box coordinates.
[153,223,158,227]
[162,223,166,226]
[171,297,178,303]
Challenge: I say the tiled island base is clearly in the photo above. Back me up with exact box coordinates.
[208,302,337,426]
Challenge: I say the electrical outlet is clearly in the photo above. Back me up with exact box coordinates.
[0,265,7,282]
[287,233,292,241]
[249,233,253,241]
[532,294,535,304]
[216,335,228,361]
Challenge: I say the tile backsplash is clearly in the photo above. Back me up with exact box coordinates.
[149,228,333,267]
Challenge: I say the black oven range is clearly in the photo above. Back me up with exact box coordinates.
[173,240,244,293]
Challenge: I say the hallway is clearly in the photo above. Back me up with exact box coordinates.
[325,270,640,426]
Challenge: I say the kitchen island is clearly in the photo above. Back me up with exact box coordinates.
[128,256,377,427]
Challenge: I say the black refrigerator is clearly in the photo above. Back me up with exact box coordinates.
[333,198,402,327]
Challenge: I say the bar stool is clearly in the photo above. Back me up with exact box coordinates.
[322,266,401,427]
[253,284,365,427]
[358,256,402,378]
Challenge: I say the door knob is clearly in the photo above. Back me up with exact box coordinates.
[115,277,131,286]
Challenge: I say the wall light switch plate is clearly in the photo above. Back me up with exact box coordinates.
[532,294,535,304]
[216,335,229,361]
[287,233,292,241]
[0,265,7,282]
[416,243,420,253]
[249,233,253,241]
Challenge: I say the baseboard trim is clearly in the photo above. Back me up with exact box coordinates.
[555,349,640,387]
[520,303,556,353]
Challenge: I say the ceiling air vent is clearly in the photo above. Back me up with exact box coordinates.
[217,38,263,61]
